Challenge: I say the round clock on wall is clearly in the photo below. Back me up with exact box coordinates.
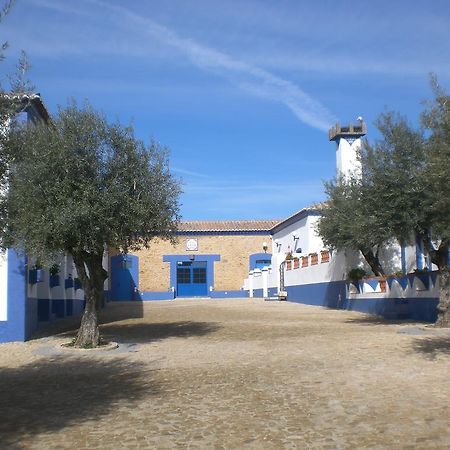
[186,238,198,251]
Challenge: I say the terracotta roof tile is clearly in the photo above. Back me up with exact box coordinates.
[178,220,280,232]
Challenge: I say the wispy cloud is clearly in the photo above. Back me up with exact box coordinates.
[93,0,336,132]
[29,0,336,132]
[171,167,211,179]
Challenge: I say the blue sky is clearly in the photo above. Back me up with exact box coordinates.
[2,0,450,220]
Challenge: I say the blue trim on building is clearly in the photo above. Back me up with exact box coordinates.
[400,240,406,275]
[415,236,423,270]
[251,278,439,322]
[210,290,248,299]
[140,291,175,301]
[110,254,139,301]
[0,249,27,343]
[286,281,347,309]
[249,253,272,271]
[342,297,438,322]
[163,254,220,296]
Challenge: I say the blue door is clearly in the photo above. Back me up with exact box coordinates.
[177,261,207,296]
[111,254,139,301]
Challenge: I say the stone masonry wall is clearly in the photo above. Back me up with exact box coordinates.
[134,234,271,292]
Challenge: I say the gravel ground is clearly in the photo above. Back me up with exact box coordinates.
[1,298,449,449]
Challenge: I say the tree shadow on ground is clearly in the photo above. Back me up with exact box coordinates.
[411,336,450,359]
[31,301,145,340]
[100,321,221,344]
[0,357,157,448]
[344,315,423,326]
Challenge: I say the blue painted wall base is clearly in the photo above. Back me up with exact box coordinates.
[249,280,439,322]
[210,290,248,299]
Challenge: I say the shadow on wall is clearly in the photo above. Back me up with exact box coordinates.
[100,321,221,344]
[0,357,156,447]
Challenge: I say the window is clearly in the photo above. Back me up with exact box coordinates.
[177,268,191,284]
[193,268,206,284]
[255,259,271,269]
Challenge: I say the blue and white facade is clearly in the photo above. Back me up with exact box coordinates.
[243,121,441,321]
[0,95,107,343]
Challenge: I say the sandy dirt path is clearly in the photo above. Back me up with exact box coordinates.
[1,298,449,449]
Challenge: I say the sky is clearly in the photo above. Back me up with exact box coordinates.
[2,0,450,220]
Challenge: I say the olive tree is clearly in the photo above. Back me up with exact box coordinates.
[2,102,181,346]
[318,80,449,326]
[317,175,389,276]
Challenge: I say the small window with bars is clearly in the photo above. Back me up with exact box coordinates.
[177,268,191,284]
[193,268,206,284]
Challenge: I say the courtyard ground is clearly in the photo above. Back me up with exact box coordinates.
[0,298,449,449]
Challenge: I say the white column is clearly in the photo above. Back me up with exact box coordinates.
[262,267,269,298]
[248,270,254,298]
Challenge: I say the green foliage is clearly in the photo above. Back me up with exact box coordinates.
[360,112,426,243]
[318,78,449,274]
[347,268,367,281]
[420,76,450,243]
[49,263,60,276]
[1,100,181,261]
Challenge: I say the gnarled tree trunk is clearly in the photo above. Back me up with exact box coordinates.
[435,269,450,327]
[72,250,108,347]
[420,235,449,328]
[360,247,385,277]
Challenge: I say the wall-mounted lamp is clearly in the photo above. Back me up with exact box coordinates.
[274,239,281,251]
[262,241,268,253]
[292,232,299,241]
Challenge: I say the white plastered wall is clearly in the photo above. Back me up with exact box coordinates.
[0,250,7,321]
[336,137,362,178]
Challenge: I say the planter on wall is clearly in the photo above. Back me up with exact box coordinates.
[49,274,60,288]
[310,253,318,265]
[321,250,330,263]
[301,256,309,267]
[293,258,300,269]
[29,269,45,284]
[74,278,82,290]
[286,261,292,271]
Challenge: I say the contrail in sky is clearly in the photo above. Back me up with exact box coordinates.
[88,0,337,132]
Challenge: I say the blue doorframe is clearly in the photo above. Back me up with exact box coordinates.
[249,253,272,270]
[163,254,220,297]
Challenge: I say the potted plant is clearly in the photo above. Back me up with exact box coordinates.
[29,261,45,284]
[65,274,74,289]
[285,251,293,261]
[49,263,60,288]
[348,268,367,293]
[74,277,82,290]
[320,249,330,263]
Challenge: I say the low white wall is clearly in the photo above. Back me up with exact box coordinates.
[244,250,352,294]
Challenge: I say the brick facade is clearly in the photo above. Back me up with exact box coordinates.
[134,233,272,292]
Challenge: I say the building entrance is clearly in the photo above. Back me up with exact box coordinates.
[176,261,207,297]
